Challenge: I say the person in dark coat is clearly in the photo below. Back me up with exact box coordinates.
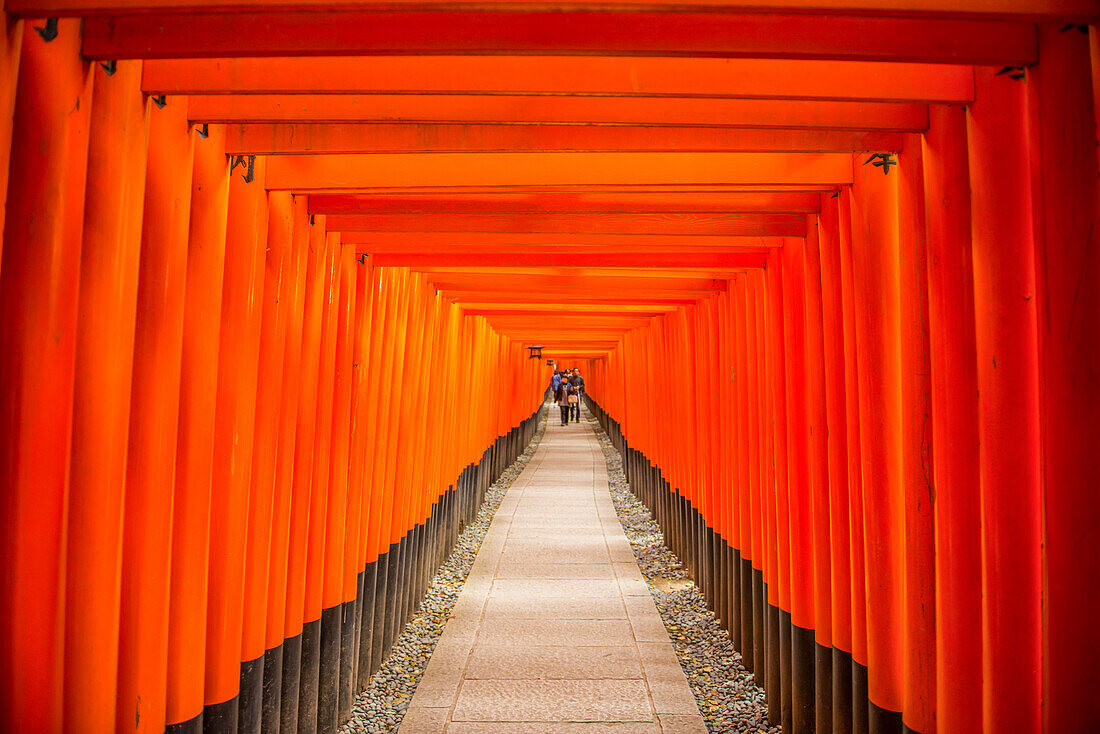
[554,378,573,426]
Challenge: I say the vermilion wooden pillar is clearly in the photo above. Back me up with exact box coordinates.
[801,219,833,733]
[763,253,793,731]
[780,235,816,734]
[319,244,356,731]
[967,66,1043,734]
[281,213,328,734]
[301,229,342,733]
[0,19,92,732]
[65,58,149,734]
[848,156,904,733]
[117,96,195,734]
[921,104,981,734]
[896,135,935,734]
[167,123,230,733]
[265,201,310,708]
[205,155,270,732]
[836,188,869,734]
[0,7,22,245]
[817,194,853,734]
[238,189,294,734]
[1027,25,1100,731]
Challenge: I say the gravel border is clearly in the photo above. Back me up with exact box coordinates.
[341,406,548,734]
[588,413,780,734]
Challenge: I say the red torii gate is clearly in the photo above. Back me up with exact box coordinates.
[0,2,1097,734]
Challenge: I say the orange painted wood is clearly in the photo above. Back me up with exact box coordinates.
[801,221,832,660]
[283,215,330,643]
[328,212,804,237]
[373,253,766,269]
[967,66,1042,733]
[346,263,375,592]
[815,194,854,665]
[0,18,92,731]
[1028,26,1100,730]
[0,13,22,247]
[187,94,930,133]
[303,231,342,624]
[144,56,974,103]
[347,232,786,252]
[240,190,293,665]
[322,245,356,609]
[896,134,936,734]
[848,153,904,716]
[80,10,1037,65]
[312,192,821,215]
[205,154,269,706]
[921,103,981,734]
[265,195,310,653]
[266,152,854,190]
[225,123,904,155]
[835,188,868,672]
[8,0,1097,19]
[167,123,230,726]
[116,96,195,734]
[65,58,149,733]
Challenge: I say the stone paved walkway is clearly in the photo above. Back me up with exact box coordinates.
[401,410,708,733]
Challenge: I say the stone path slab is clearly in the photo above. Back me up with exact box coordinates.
[402,410,707,733]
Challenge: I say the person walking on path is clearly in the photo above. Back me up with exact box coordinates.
[570,369,585,422]
[555,377,573,426]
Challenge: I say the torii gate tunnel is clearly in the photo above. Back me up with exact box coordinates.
[0,1,1098,733]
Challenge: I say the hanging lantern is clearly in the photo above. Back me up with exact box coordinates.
[527,344,543,360]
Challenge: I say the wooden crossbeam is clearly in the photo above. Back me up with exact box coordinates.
[226,124,904,155]
[344,233,786,253]
[80,11,1037,64]
[188,95,929,132]
[312,192,821,215]
[144,57,975,103]
[369,253,767,269]
[327,212,804,237]
[9,0,1095,20]
[265,152,854,190]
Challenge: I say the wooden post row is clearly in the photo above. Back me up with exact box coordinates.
[0,28,548,734]
[581,27,1099,734]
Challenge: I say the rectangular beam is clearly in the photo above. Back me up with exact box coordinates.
[443,292,698,305]
[327,212,805,237]
[369,253,767,269]
[188,94,929,132]
[144,57,975,103]
[345,233,784,253]
[312,192,822,215]
[412,265,749,278]
[10,0,1096,21]
[226,123,905,155]
[80,11,1037,65]
[265,152,854,190]
[429,274,725,290]
[462,305,679,315]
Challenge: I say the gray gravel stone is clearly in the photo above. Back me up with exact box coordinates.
[589,414,781,734]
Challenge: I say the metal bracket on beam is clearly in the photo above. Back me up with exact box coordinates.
[35,18,58,42]
[995,65,1026,81]
[230,154,256,184]
[152,94,167,109]
[100,60,117,76]
[195,123,209,139]
[864,153,896,175]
